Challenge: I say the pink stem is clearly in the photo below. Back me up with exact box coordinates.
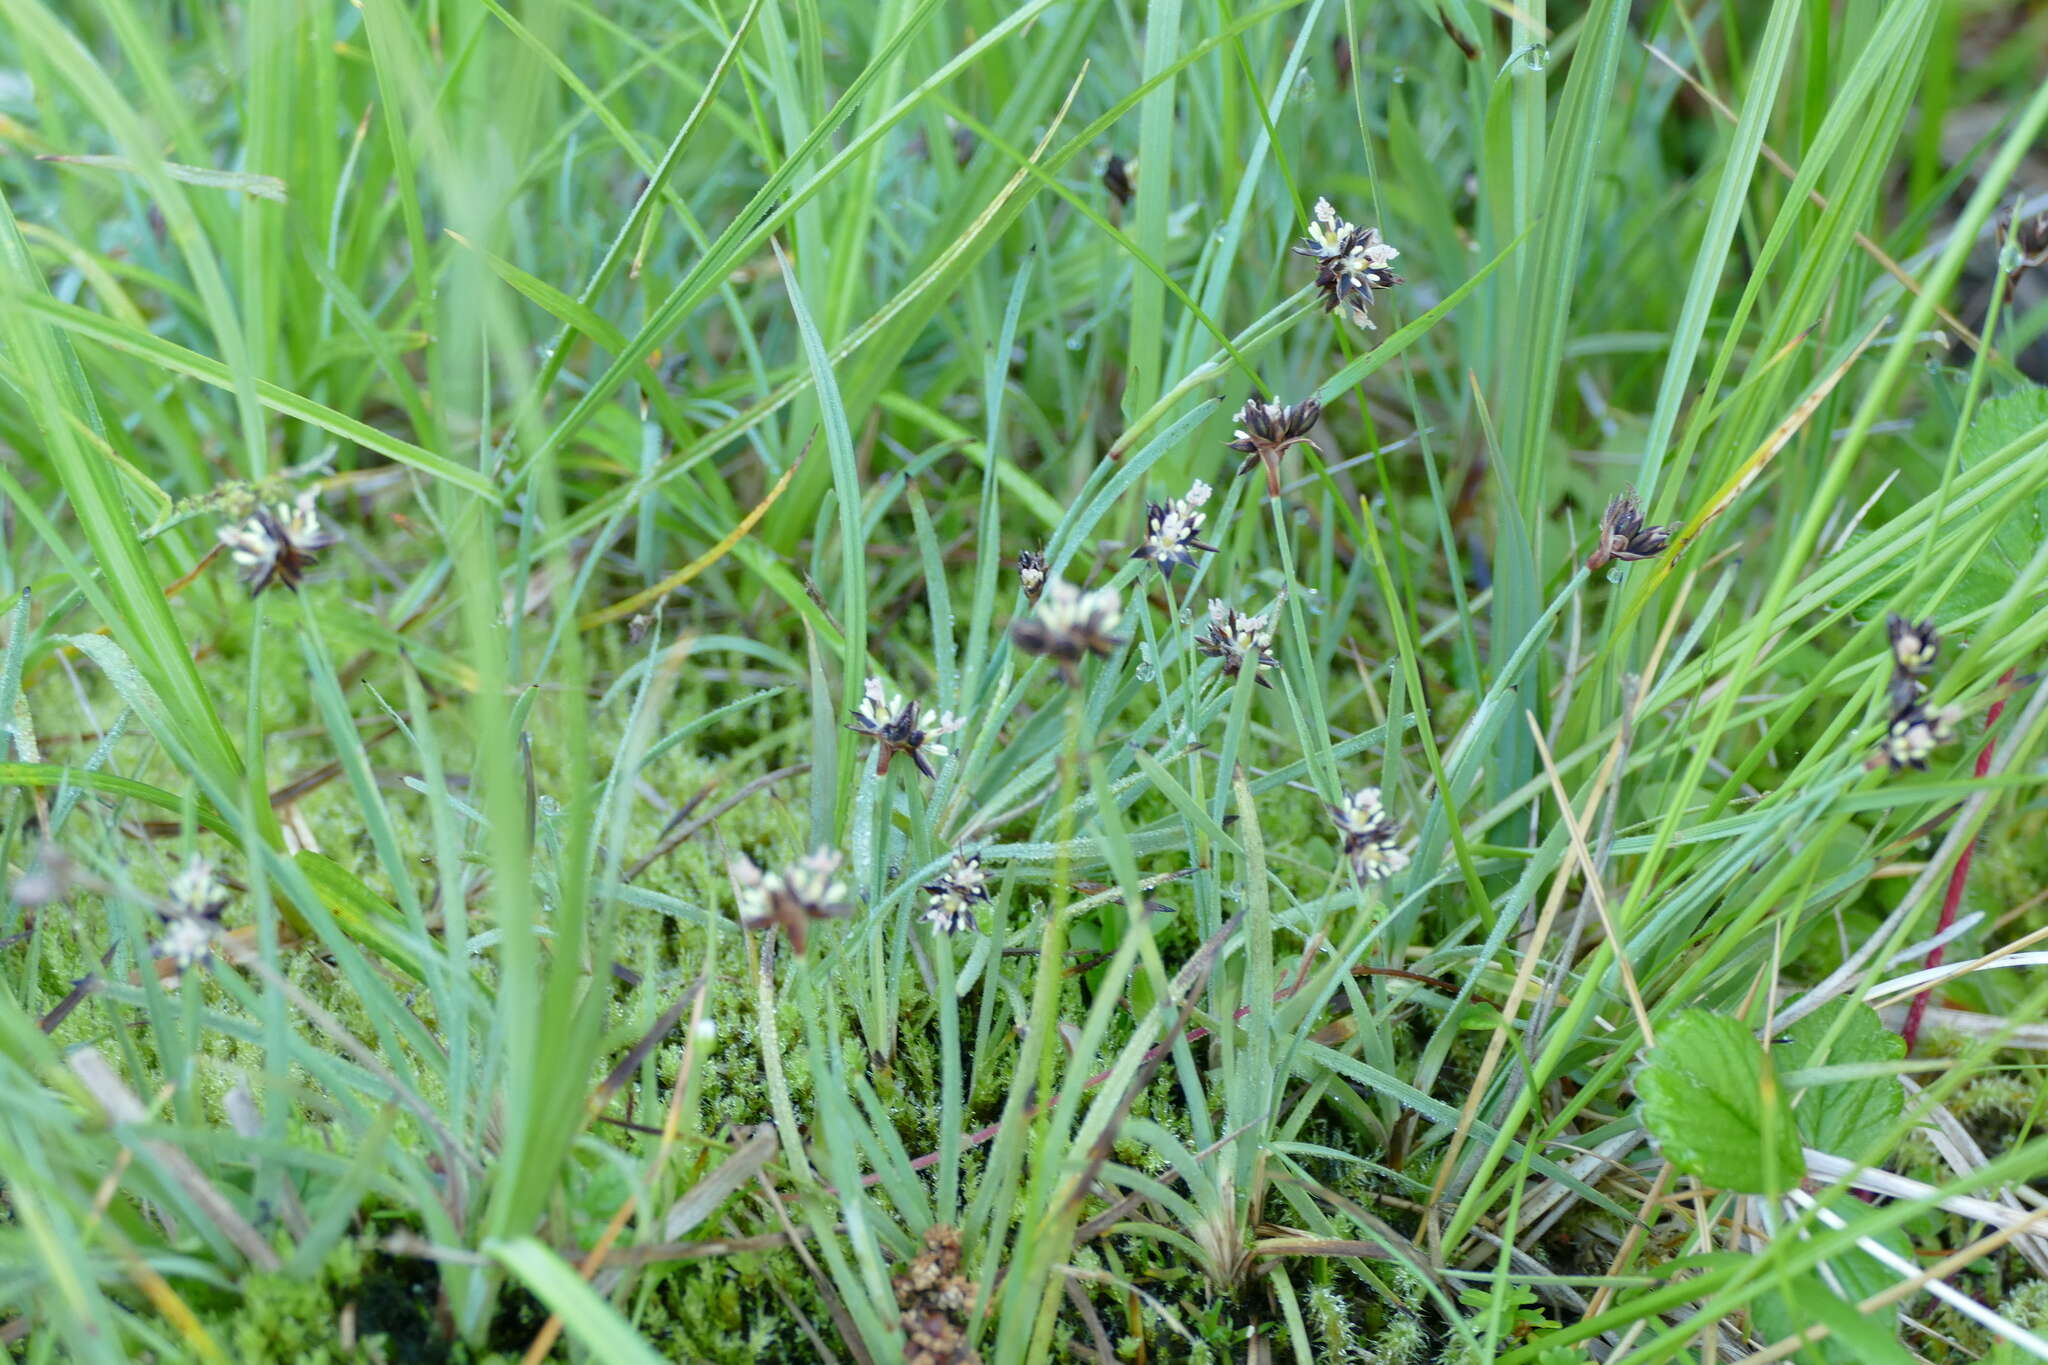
[1900,669,2016,1053]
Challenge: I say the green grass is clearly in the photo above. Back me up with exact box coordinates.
[5,1,2048,1361]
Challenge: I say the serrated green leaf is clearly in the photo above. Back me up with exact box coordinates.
[1637,1010,1803,1195]
[1781,1001,1905,1156]
[1960,387,2048,549]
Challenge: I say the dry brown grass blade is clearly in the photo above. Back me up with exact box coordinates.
[1731,1205,2048,1364]
[579,436,809,630]
[67,1050,282,1272]
[1426,568,1696,1246]
[757,1172,876,1365]
[590,979,703,1116]
[1527,713,1656,1045]
[1643,42,1988,357]
[1667,315,1885,562]
[662,1126,779,1240]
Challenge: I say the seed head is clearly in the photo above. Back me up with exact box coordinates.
[217,491,338,595]
[1010,579,1125,679]
[1017,549,1048,601]
[922,853,991,936]
[1885,613,1940,711]
[1586,488,1673,571]
[1129,480,1218,577]
[1195,600,1277,685]
[1226,395,1322,498]
[1293,198,1403,329]
[1330,786,1409,883]
[731,848,853,953]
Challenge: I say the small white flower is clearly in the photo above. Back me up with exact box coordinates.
[156,916,216,972]
[1130,482,1220,577]
[922,853,991,935]
[1330,786,1409,883]
[1196,600,1277,684]
[1883,703,1961,772]
[1017,549,1048,600]
[166,855,228,920]
[1303,197,1350,259]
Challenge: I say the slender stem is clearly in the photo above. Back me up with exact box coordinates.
[1901,668,2016,1051]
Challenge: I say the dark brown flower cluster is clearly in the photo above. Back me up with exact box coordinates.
[894,1225,981,1365]
[1585,488,1673,571]
[1195,599,1277,685]
[1129,480,1218,577]
[847,678,963,779]
[1995,206,2048,292]
[1226,395,1323,498]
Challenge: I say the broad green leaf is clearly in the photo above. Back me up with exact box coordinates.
[1751,1256,1912,1365]
[1781,1001,1905,1156]
[1637,1010,1802,1195]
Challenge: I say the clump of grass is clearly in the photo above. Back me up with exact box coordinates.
[3,2,2048,1364]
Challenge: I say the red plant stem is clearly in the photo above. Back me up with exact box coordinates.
[1900,670,2016,1053]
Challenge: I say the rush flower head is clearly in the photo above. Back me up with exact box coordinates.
[1330,786,1409,883]
[1101,152,1134,208]
[1226,395,1322,498]
[846,678,963,779]
[921,852,991,935]
[1017,549,1048,601]
[154,855,229,974]
[217,491,338,595]
[1882,701,1961,773]
[156,917,216,972]
[166,855,229,921]
[731,848,852,953]
[1293,198,1403,329]
[1130,480,1218,577]
[1996,206,2048,290]
[1887,613,1940,676]
[1010,579,1125,679]
[1195,600,1277,686]
[1885,612,1940,711]
[1585,488,1673,571]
